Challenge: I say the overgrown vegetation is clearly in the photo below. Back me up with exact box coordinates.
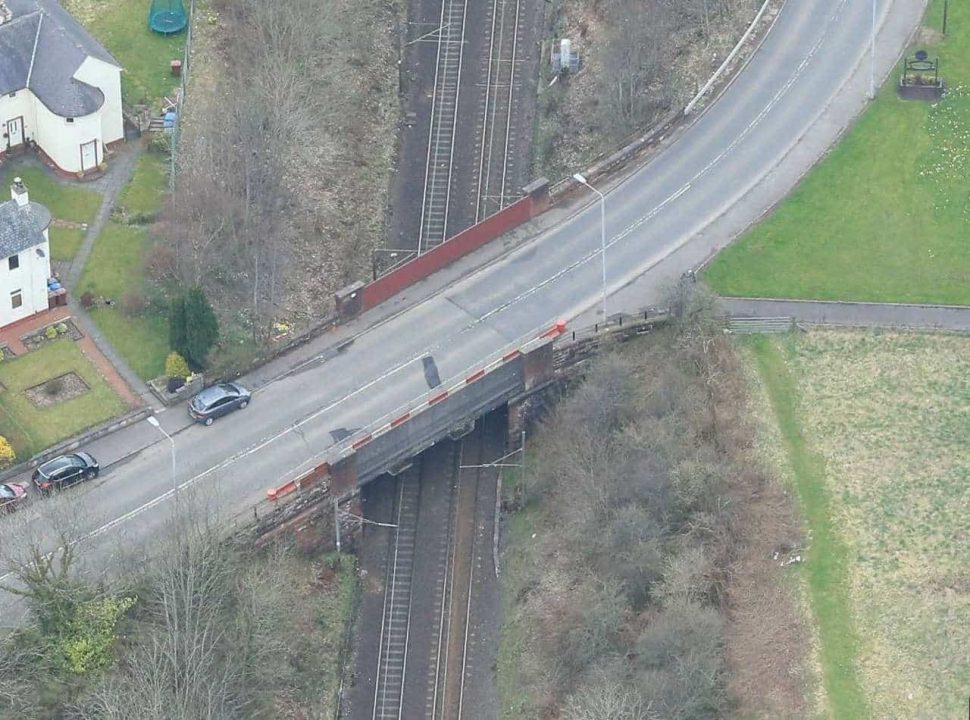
[0,517,358,718]
[534,0,761,178]
[705,1,969,304]
[498,287,810,718]
[753,330,970,718]
[155,0,399,346]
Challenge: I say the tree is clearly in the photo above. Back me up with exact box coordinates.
[168,295,187,359]
[184,287,219,367]
[170,288,219,368]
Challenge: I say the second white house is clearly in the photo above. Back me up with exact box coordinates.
[0,0,123,177]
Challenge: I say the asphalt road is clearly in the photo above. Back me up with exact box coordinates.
[0,0,926,613]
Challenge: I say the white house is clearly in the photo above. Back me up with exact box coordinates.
[0,178,52,328]
[0,0,123,177]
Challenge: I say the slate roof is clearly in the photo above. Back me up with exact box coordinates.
[0,0,120,117]
[0,199,51,260]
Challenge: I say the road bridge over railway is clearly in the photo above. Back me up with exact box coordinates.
[0,0,927,617]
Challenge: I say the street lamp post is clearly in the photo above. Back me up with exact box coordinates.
[572,173,608,320]
[146,416,177,495]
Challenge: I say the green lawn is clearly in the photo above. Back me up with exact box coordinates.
[77,222,168,380]
[48,227,87,262]
[62,0,185,106]
[118,153,169,219]
[706,0,969,305]
[747,335,867,718]
[0,165,100,225]
[0,340,127,458]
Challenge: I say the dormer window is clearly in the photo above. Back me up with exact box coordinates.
[8,254,19,271]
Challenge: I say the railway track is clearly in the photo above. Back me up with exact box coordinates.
[474,0,524,222]
[414,0,531,257]
[365,414,503,719]
[371,473,420,720]
[417,0,469,254]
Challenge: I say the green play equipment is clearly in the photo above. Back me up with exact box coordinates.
[148,0,187,35]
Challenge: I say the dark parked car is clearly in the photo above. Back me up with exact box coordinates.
[188,383,251,426]
[0,482,28,512]
[32,452,100,494]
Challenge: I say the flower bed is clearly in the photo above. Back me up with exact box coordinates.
[20,318,84,351]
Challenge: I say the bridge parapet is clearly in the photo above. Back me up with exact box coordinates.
[260,320,566,512]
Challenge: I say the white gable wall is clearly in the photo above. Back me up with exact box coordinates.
[0,230,51,327]
[34,102,101,174]
[74,56,123,145]
[0,91,38,148]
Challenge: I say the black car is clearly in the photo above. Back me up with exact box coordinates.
[32,452,100,494]
[188,382,251,426]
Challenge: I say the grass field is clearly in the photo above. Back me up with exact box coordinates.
[706,0,969,305]
[0,340,127,457]
[62,0,185,106]
[750,330,970,718]
[77,222,168,380]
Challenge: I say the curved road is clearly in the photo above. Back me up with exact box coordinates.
[0,0,925,603]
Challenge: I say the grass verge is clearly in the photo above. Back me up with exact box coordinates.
[747,334,867,718]
[496,468,540,720]
[706,0,969,305]
[77,222,168,380]
[0,339,127,457]
[62,0,185,106]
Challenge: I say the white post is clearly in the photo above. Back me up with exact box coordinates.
[334,499,342,553]
[572,173,608,319]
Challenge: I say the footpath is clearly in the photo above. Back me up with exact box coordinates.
[718,298,970,332]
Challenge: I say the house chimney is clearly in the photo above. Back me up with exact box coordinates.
[11,178,28,207]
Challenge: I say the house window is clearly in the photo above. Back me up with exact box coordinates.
[10,290,22,310]
[66,118,75,124]
[8,254,19,271]
[7,92,14,98]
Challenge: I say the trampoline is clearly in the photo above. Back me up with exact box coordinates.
[148,0,188,35]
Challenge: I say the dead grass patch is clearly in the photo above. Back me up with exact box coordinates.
[788,329,970,718]
[723,348,821,719]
